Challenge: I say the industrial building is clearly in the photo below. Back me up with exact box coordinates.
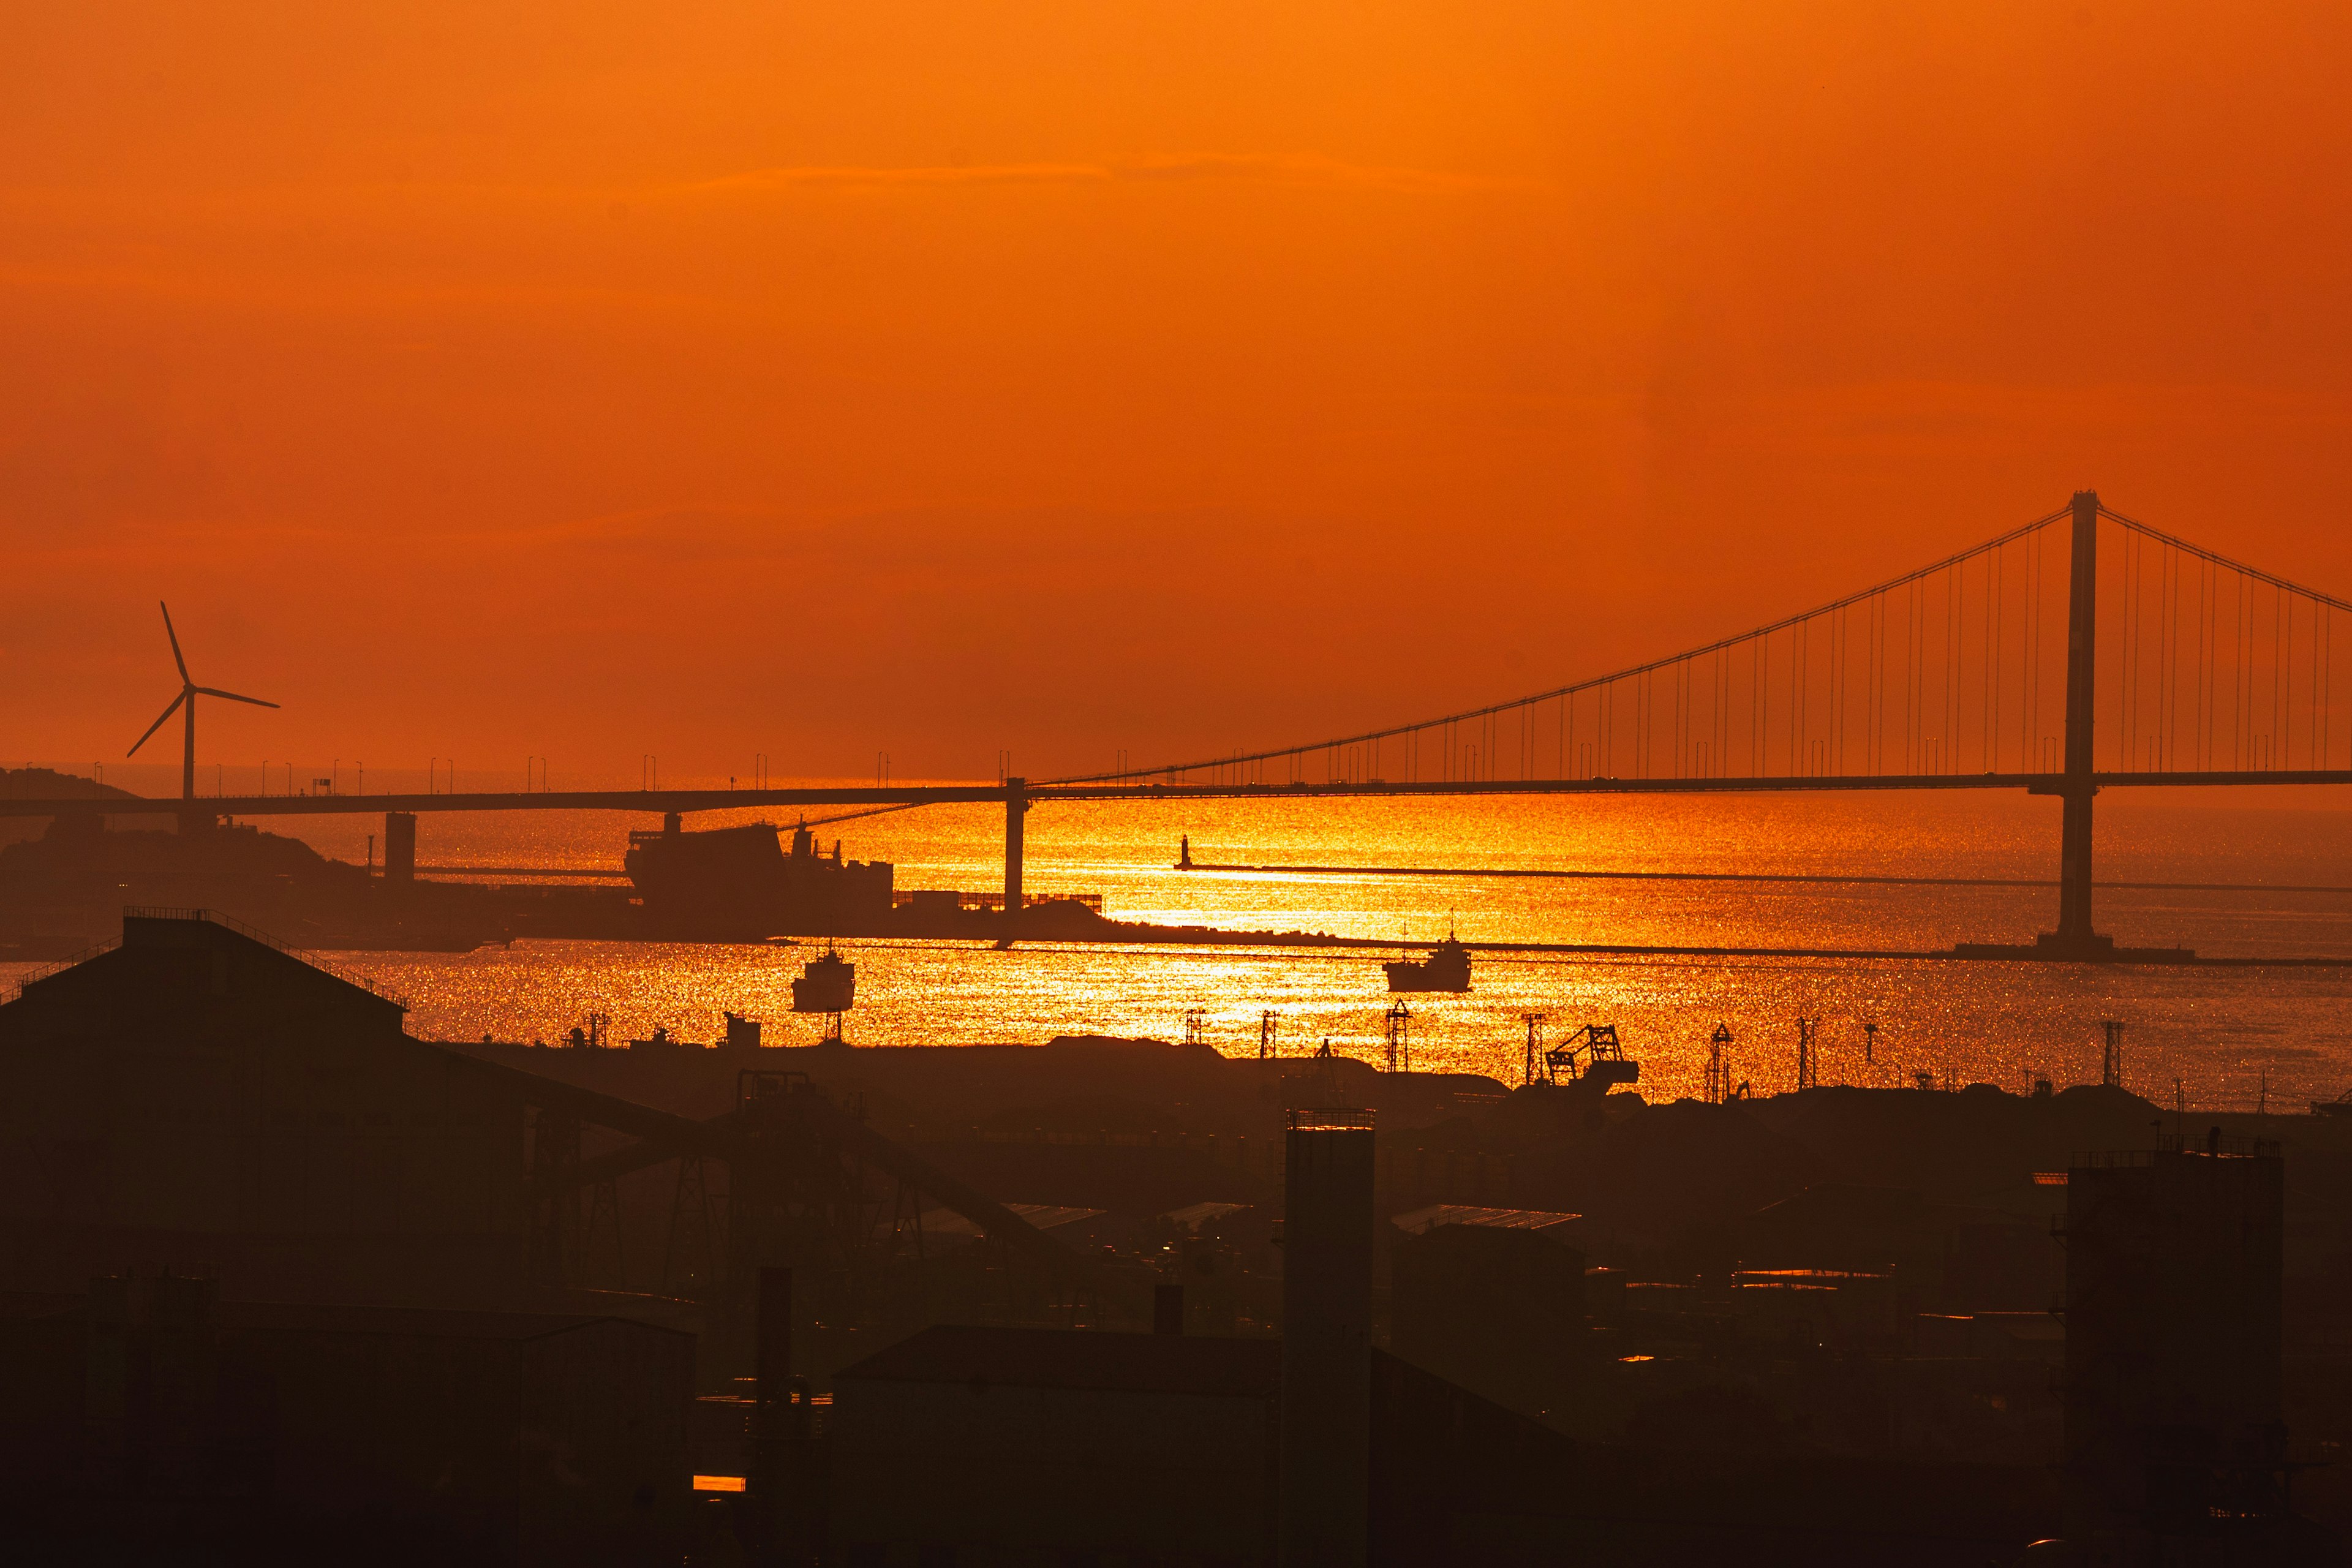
[831,1323,1283,1564]
[0,908,1132,1561]
[0,908,529,1304]
[0,908,1095,1334]
[1389,1211,1585,1414]
[0,1273,692,1565]
[2062,1131,2332,1559]
[1,910,2343,1562]
[819,1106,2084,1567]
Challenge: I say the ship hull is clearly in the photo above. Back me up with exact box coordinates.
[1383,962,1470,994]
[791,979,854,1013]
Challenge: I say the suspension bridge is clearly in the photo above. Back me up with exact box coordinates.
[11,491,2352,960]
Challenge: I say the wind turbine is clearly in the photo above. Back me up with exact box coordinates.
[127,602,279,801]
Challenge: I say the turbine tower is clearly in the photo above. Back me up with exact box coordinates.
[127,601,279,801]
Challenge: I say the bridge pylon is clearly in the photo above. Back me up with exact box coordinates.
[2038,489,2115,959]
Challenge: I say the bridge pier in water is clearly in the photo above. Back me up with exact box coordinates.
[1004,778,1027,926]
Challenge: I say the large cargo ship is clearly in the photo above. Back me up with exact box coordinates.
[624,816,894,941]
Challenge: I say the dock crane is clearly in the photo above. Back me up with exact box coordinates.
[1542,1023,1640,1090]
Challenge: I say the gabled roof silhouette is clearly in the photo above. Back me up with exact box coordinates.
[4,905,405,1017]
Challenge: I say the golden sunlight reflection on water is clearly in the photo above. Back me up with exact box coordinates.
[360,935,2352,1114]
[323,791,2352,1112]
[11,791,2352,1111]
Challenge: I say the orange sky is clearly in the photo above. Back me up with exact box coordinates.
[3,1,2347,786]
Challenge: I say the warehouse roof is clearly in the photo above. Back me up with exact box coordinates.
[839,1324,1280,1400]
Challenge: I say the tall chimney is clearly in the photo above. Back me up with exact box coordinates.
[749,1266,827,1562]
[1279,1107,1375,1567]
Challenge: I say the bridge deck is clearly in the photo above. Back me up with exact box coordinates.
[7,770,2352,818]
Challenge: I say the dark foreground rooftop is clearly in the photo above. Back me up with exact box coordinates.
[839,1321,1281,1400]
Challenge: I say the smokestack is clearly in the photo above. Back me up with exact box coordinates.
[1154,1282,1185,1336]
[1279,1107,1375,1568]
[749,1265,827,1560]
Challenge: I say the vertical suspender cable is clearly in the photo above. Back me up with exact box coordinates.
[1779,626,1789,774]
[2165,549,2178,768]
[2132,525,2143,769]
[1910,578,1921,773]
[1993,546,2004,771]
[2027,524,2040,766]
[1983,546,1996,770]
[2244,575,2255,768]
[2150,540,2162,767]
[2310,591,2320,770]
[2194,560,2205,770]
[2204,561,2214,770]
[2275,584,2285,769]
[1879,593,1887,774]
[1949,565,1960,772]
[2167,542,2177,767]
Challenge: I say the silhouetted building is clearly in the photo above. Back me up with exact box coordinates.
[822,1315,2075,1566]
[2062,1133,2329,1560]
[0,1274,692,1565]
[1737,1182,2060,1317]
[1390,1219,1583,1412]
[830,1324,1282,1564]
[0,909,529,1304]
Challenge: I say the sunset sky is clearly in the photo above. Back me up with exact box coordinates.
[4,1,2347,785]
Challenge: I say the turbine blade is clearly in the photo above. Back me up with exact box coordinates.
[128,691,186,756]
[192,687,280,709]
[160,601,189,682]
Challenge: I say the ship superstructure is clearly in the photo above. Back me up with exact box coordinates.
[624,815,894,940]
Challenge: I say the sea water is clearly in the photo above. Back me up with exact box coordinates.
[9,787,2352,1110]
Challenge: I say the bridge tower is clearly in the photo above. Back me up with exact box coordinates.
[2041,490,2114,957]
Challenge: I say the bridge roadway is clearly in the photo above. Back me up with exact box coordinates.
[8,769,2352,820]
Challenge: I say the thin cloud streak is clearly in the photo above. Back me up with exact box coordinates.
[0,154,1536,220]
[691,153,1540,197]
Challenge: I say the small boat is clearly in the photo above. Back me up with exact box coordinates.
[2313,1089,2352,1117]
[791,943,856,1014]
[1384,933,1472,994]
